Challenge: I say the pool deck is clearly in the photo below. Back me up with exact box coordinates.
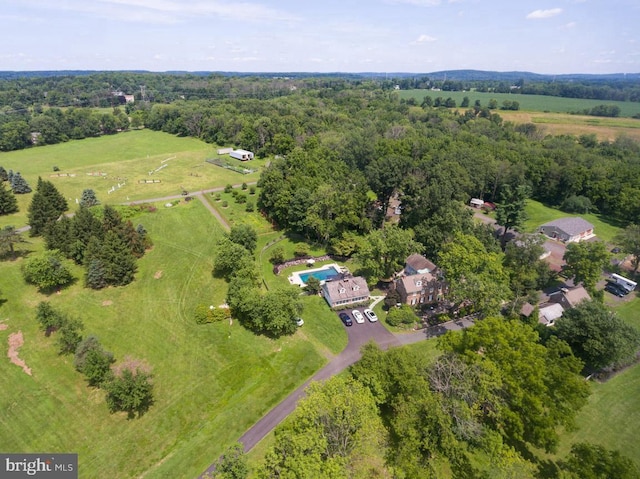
[288,263,348,287]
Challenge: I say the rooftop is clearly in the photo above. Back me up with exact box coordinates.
[405,253,437,274]
[541,217,594,236]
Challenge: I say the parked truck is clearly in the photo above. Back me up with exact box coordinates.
[611,273,637,293]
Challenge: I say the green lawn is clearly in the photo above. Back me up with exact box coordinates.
[0,129,267,229]
[398,90,640,118]
[524,199,623,244]
[0,199,333,479]
[204,187,272,234]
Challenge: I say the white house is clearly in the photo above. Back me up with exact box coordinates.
[230,149,254,161]
[538,217,595,243]
[322,277,370,308]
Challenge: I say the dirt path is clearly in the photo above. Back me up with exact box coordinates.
[7,331,32,376]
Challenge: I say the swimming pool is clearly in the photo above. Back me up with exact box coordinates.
[299,266,341,284]
[288,264,344,287]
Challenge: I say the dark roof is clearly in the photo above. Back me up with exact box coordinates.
[541,217,594,236]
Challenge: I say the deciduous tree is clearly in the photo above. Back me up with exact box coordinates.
[614,224,640,273]
[22,250,74,290]
[495,184,530,247]
[563,241,610,293]
[104,362,154,418]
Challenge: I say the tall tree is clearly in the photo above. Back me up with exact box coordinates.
[0,181,18,215]
[614,224,640,273]
[0,226,25,257]
[563,241,610,293]
[261,376,388,478]
[27,177,68,236]
[227,224,258,253]
[554,300,640,371]
[560,442,640,479]
[495,184,530,248]
[103,363,154,418]
[355,224,422,283]
[79,188,100,208]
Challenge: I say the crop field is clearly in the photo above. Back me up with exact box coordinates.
[0,129,267,229]
[398,90,640,118]
[400,90,640,141]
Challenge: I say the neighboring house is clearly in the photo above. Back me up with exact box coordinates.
[550,286,592,309]
[520,302,535,318]
[538,303,564,326]
[404,253,437,276]
[230,149,255,161]
[538,286,591,326]
[396,272,448,306]
[538,217,595,243]
[469,198,484,208]
[385,191,402,223]
[322,276,370,308]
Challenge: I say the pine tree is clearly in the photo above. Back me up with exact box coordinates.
[0,166,8,182]
[85,258,108,289]
[10,171,31,194]
[0,181,18,215]
[100,230,137,286]
[27,177,68,236]
[79,188,100,208]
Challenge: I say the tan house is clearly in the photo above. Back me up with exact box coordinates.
[322,277,370,308]
[396,273,448,306]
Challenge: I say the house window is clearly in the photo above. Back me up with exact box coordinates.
[411,299,416,305]
[428,294,433,302]
[416,280,422,287]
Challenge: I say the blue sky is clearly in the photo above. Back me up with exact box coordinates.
[1,0,638,74]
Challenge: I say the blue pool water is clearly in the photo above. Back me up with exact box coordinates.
[299,267,340,284]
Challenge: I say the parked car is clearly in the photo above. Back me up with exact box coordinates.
[363,308,378,322]
[352,309,365,324]
[605,283,626,297]
[295,317,304,327]
[339,312,353,327]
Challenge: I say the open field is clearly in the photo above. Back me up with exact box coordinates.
[399,90,640,118]
[400,90,640,141]
[0,129,266,228]
[524,199,623,244]
[0,198,343,479]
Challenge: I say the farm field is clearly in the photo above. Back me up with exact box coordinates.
[399,90,640,141]
[0,184,340,477]
[0,129,266,229]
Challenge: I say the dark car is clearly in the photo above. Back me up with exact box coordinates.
[605,283,626,297]
[339,312,353,327]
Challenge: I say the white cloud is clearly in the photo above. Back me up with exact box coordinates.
[563,21,576,29]
[526,8,563,19]
[415,34,437,43]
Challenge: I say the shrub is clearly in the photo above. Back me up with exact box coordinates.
[293,245,309,258]
[222,200,228,208]
[241,182,248,190]
[103,363,154,418]
[214,193,221,201]
[22,250,74,290]
[235,193,247,204]
[249,186,256,195]
[194,304,211,324]
[53,166,60,172]
[224,184,233,193]
[269,246,285,265]
[245,200,255,212]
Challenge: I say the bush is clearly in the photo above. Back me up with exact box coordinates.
[241,182,248,190]
[245,200,255,212]
[249,186,256,195]
[222,200,228,208]
[103,363,154,418]
[386,304,417,327]
[224,184,233,193]
[194,304,211,324]
[214,193,221,201]
[293,245,309,258]
[22,250,74,290]
[269,246,285,265]
[235,193,247,204]
[53,166,60,172]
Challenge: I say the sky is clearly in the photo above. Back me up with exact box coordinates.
[1,0,639,74]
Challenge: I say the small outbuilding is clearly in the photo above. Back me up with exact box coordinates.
[469,198,484,208]
[538,217,595,243]
[230,149,254,161]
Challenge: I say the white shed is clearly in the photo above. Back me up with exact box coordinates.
[230,149,254,161]
[469,198,484,208]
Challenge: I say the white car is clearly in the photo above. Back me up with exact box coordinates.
[351,309,365,324]
[363,308,378,322]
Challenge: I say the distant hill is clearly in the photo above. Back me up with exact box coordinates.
[1,69,639,82]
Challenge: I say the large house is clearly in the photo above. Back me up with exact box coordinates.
[538,286,591,326]
[322,276,370,308]
[538,217,595,243]
[395,254,448,306]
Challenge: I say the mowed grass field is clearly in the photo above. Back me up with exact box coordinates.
[0,132,350,478]
[0,129,265,228]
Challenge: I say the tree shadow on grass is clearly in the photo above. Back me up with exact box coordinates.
[0,249,34,262]
[38,277,80,297]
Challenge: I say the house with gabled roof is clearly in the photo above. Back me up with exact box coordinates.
[404,253,437,276]
[321,276,370,308]
[538,217,595,243]
[550,286,591,309]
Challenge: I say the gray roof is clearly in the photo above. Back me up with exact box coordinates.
[322,276,370,302]
[541,217,594,236]
[405,253,437,273]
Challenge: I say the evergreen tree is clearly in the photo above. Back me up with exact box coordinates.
[56,317,84,355]
[79,188,100,208]
[85,258,108,289]
[74,336,115,386]
[10,171,31,194]
[0,181,18,215]
[0,166,8,182]
[0,226,26,257]
[27,177,68,236]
